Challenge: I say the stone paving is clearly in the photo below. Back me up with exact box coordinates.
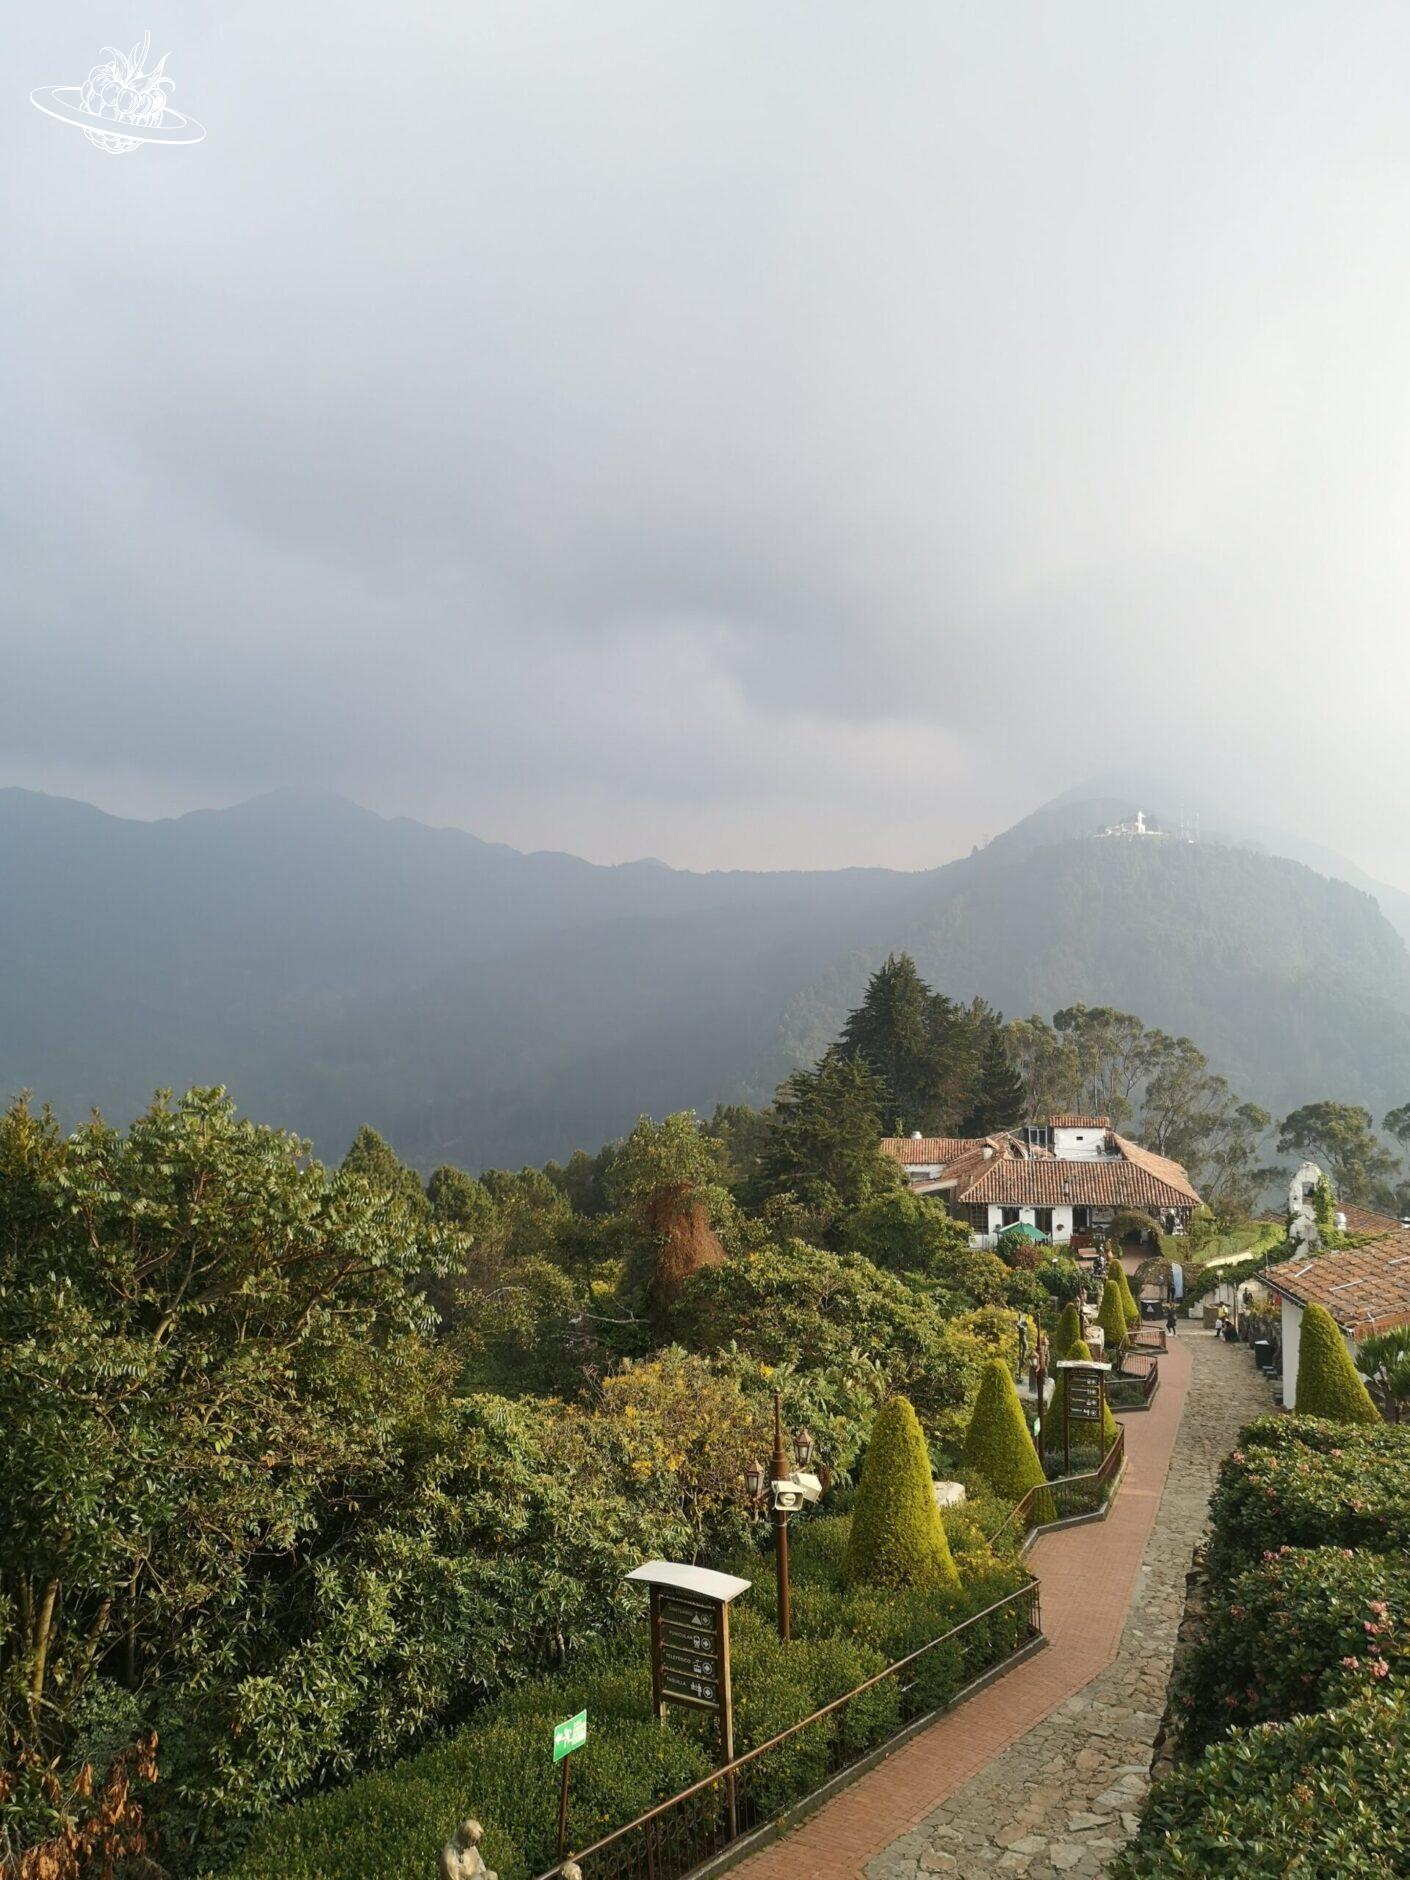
[863,1332,1270,1880]
[732,1330,1271,1880]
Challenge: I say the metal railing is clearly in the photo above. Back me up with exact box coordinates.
[529,1579,1042,1880]
[1108,1352,1159,1409]
[1129,1323,1167,1353]
[982,1424,1127,1553]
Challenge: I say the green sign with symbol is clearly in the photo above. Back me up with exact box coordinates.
[553,1710,588,1763]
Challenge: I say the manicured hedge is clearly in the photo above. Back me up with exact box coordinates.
[961,1360,1055,1524]
[1174,1545,1410,1750]
[1097,1277,1129,1355]
[1204,1418,1410,1579]
[845,1397,959,1591]
[1110,1690,1410,1876]
[221,1508,1030,1880]
[1293,1301,1379,1424]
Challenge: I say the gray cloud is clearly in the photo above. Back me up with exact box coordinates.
[3,3,1409,873]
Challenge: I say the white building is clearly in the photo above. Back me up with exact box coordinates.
[1267,1228,1410,1409]
[880,1117,1202,1250]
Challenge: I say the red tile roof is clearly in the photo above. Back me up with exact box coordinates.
[947,1155,1200,1212]
[879,1136,984,1167]
[1339,1203,1404,1238]
[1049,1114,1112,1129]
[1268,1229,1410,1337]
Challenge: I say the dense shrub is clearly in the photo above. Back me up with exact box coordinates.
[1111,1691,1410,1877]
[1175,1545,1410,1750]
[960,1360,1054,1523]
[1204,1418,1410,1583]
[845,1397,959,1591]
[225,1505,1029,1880]
[1036,1255,1085,1305]
[1293,1301,1378,1424]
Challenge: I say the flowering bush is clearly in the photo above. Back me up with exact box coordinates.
[1204,1418,1410,1579]
[1175,1545,1410,1750]
[1111,1690,1410,1876]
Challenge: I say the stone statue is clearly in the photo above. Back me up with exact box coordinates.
[440,1819,497,1880]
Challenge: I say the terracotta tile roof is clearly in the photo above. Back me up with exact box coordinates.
[947,1154,1201,1212]
[1110,1136,1202,1206]
[1049,1114,1112,1129]
[1339,1202,1404,1238]
[879,1136,985,1167]
[1267,1229,1410,1337]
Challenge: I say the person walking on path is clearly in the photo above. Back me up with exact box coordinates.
[1165,1302,1178,1336]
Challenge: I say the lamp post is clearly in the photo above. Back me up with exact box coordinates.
[745,1392,822,1641]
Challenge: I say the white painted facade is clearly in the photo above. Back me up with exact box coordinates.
[1278,1293,1366,1410]
[1050,1125,1118,1161]
[1288,1161,1322,1251]
[975,1202,1120,1248]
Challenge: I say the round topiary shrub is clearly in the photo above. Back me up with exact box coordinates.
[1294,1301,1379,1425]
[961,1359,1055,1524]
[1044,1339,1118,1463]
[844,1396,960,1592]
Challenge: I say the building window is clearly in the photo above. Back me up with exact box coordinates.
[1034,1209,1053,1233]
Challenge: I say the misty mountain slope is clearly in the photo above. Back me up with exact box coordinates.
[4,785,1410,1171]
[778,832,1410,1119]
[0,786,929,1165]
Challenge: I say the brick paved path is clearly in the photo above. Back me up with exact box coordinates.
[732,1330,1270,1880]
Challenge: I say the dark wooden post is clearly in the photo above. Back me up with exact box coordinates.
[772,1391,791,1643]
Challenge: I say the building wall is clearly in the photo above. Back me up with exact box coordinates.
[1050,1127,1116,1161]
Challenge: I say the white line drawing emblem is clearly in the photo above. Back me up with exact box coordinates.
[31,32,204,154]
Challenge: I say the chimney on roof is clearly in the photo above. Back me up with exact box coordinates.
[983,1145,994,1160]
[911,1130,923,1140]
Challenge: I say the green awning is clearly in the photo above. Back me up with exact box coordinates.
[998,1222,1048,1243]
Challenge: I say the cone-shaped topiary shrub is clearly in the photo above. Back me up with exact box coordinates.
[844,1395,960,1591]
[1052,1300,1083,1360]
[1295,1301,1380,1424]
[1113,1260,1141,1328]
[1045,1339,1119,1461]
[1097,1277,1129,1356]
[962,1359,1055,1524]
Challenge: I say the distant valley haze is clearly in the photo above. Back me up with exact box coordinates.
[4,778,1409,1173]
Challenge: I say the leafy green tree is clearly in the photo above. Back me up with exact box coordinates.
[426,1162,498,1235]
[844,1397,959,1590]
[1006,1016,1082,1122]
[960,1031,1027,1135]
[1278,1102,1401,1209]
[760,1049,899,1214]
[839,1191,972,1277]
[961,1360,1053,1520]
[341,1122,428,1214]
[608,1113,734,1328]
[1112,1260,1142,1329]
[1293,1302,1379,1424]
[1052,1005,1150,1129]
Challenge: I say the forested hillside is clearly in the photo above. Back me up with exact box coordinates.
[3,785,1410,1169]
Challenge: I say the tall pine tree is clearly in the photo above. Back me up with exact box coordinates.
[961,1030,1027,1135]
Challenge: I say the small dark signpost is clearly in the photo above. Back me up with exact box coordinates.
[626,1560,751,1835]
[1055,1358,1111,1476]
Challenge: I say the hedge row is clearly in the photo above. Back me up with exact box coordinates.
[220,1509,1030,1880]
[1114,1417,1410,1874]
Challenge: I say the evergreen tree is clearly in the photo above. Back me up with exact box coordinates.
[341,1124,428,1215]
[761,1049,897,1212]
[844,1396,959,1590]
[839,954,944,1129]
[960,1030,1027,1135]
[1294,1302,1380,1424]
[1113,1260,1142,1329]
[961,1359,1055,1521]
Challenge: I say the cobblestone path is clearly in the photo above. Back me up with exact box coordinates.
[733,1330,1270,1880]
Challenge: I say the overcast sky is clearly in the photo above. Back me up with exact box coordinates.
[6,5,1410,875]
